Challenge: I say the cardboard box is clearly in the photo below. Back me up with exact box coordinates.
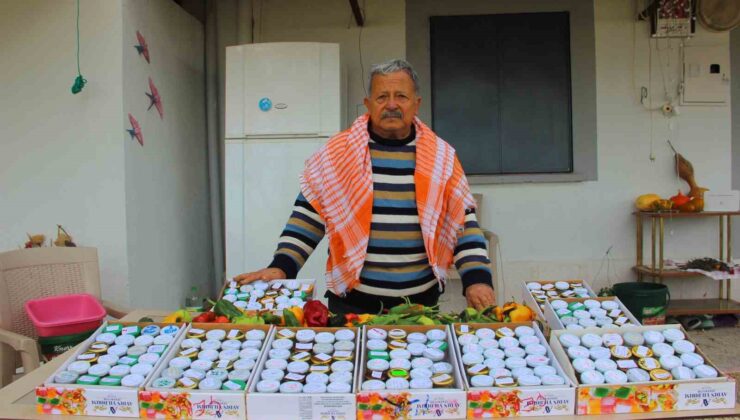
[452,322,576,418]
[247,326,361,420]
[549,325,737,415]
[521,280,597,329]
[220,279,316,301]
[541,297,641,331]
[356,325,467,419]
[36,321,186,417]
[140,323,273,419]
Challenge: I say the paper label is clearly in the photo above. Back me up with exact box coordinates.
[617,360,638,369]
[469,364,485,374]
[285,373,305,381]
[181,347,198,356]
[294,351,311,360]
[180,378,195,387]
[372,371,383,379]
[296,343,313,351]
[315,353,331,362]
[189,328,205,335]
[460,325,469,333]
[334,351,352,359]
[610,309,622,317]
[217,360,230,369]
[227,330,240,339]
[223,380,241,390]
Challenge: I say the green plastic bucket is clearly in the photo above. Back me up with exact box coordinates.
[38,328,97,359]
[613,282,670,325]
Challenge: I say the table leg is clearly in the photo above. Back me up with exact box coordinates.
[651,217,656,273]
[728,216,732,301]
[636,213,643,282]
[659,217,665,276]
[720,216,725,299]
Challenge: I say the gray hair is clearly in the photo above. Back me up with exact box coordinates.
[367,59,420,95]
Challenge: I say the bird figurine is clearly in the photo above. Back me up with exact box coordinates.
[135,31,150,63]
[126,113,144,146]
[146,77,163,119]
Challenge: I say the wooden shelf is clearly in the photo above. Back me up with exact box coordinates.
[632,265,703,278]
[667,298,740,316]
[634,211,740,218]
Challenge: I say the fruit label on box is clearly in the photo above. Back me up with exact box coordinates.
[467,389,574,418]
[577,382,736,414]
[357,392,464,419]
[37,386,138,417]
[139,390,245,419]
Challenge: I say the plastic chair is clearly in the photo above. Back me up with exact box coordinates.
[0,247,129,387]
[446,193,501,302]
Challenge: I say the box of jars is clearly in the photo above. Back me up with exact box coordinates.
[522,280,597,325]
[247,326,361,420]
[542,297,641,331]
[36,321,185,417]
[139,323,272,419]
[549,325,736,415]
[452,322,575,418]
[220,279,316,312]
[356,325,466,419]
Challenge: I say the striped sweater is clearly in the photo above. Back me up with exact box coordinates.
[269,127,492,297]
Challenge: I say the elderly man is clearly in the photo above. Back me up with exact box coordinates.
[235,59,495,313]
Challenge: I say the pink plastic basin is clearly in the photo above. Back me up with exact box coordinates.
[25,293,106,337]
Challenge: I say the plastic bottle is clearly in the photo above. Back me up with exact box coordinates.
[185,286,203,312]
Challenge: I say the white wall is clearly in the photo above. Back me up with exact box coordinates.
[0,0,131,305]
[242,0,736,305]
[441,0,733,303]
[255,0,405,126]
[122,0,211,309]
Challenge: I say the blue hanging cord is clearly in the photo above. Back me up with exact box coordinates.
[71,0,86,94]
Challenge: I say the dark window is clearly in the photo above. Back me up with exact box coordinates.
[430,12,573,175]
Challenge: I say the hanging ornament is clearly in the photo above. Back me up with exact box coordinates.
[135,30,150,63]
[146,77,163,119]
[126,113,144,146]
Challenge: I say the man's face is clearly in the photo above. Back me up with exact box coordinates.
[364,71,421,139]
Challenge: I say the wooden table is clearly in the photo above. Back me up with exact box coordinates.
[1,309,739,419]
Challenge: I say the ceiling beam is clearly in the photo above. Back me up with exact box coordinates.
[349,0,364,27]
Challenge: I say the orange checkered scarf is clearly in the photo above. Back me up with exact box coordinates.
[300,114,475,296]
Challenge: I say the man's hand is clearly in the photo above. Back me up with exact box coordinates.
[233,268,286,285]
[465,283,495,310]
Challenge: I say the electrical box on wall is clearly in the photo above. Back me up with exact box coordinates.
[681,45,729,105]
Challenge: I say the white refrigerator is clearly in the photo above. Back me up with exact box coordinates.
[224,42,345,300]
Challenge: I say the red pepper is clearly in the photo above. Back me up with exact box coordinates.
[214,315,230,323]
[193,311,216,323]
[303,300,330,327]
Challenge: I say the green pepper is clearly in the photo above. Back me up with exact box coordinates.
[213,299,243,320]
[261,313,282,325]
[283,308,301,327]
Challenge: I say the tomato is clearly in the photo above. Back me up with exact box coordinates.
[214,316,230,323]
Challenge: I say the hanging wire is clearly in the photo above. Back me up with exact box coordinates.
[358,0,367,97]
[71,0,86,94]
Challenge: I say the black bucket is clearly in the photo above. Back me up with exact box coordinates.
[613,282,670,325]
